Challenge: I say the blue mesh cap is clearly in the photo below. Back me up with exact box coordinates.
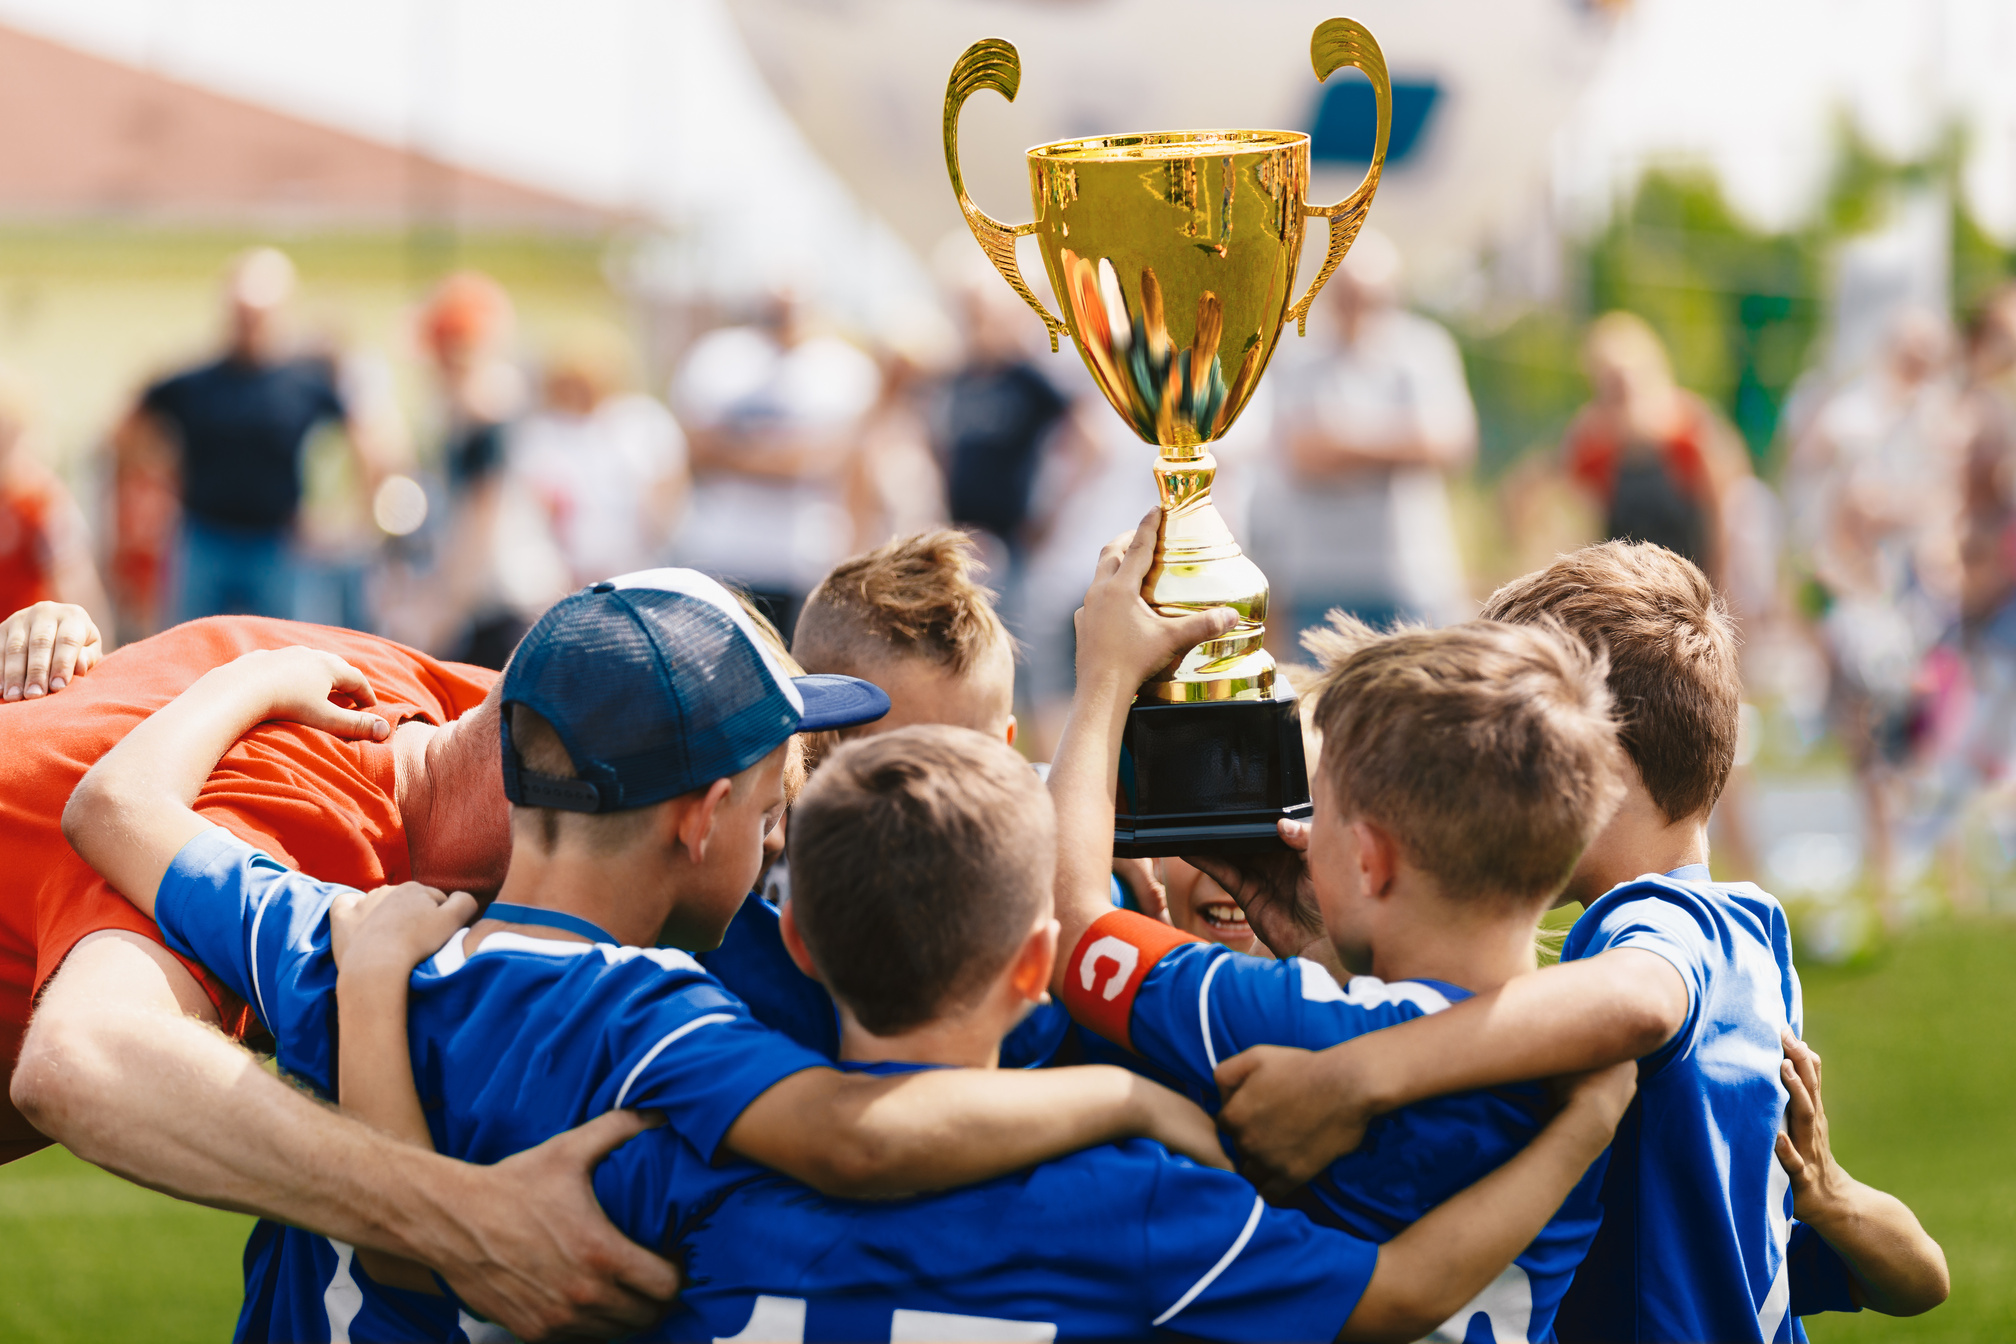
[500,568,890,813]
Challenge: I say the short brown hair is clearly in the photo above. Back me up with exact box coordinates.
[1482,541,1740,822]
[792,530,1011,678]
[1303,616,1625,903]
[787,725,1053,1035]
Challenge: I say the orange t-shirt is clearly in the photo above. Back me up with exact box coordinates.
[0,616,494,1161]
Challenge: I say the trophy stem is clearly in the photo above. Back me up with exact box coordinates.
[1139,446,1276,703]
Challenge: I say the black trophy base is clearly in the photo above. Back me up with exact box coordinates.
[1114,693,1313,858]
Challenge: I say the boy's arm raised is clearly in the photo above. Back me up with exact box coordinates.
[1215,947,1687,1196]
[1777,1032,1948,1316]
[62,646,391,913]
[1338,1063,1636,1342]
[1046,509,1236,993]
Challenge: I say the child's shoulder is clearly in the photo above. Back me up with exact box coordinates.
[1567,865,1792,962]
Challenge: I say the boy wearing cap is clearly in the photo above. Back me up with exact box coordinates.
[63,569,1231,1343]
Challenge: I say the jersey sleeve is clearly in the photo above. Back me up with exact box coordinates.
[1563,883,1712,1071]
[697,895,840,1058]
[1064,909,1442,1100]
[1788,1219,1862,1317]
[594,969,830,1163]
[151,826,348,1092]
[1142,1156,1375,1342]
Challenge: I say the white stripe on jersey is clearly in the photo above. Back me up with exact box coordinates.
[1197,953,1231,1071]
[430,927,472,976]
[890,1309,1057,1342]
[1427,1263,1533,1343]
[246,881,284,1026]
[1298,960,1454,1015]
[324,1239,364,1342]
[1152,1193,1265,1327]
[614,1013,738,1109]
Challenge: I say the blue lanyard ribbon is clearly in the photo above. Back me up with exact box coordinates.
[483,901,618,946]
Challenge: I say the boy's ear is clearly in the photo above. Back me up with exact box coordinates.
[1003,715,1018,749]
[777,902,824,984]
[1008,917,1060,1006]
[1353,817,1400,901]
[668,777,735,862]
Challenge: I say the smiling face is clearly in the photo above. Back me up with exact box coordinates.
[1160,857,1267,955]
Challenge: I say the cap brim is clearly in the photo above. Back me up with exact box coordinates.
[793,674,892,732]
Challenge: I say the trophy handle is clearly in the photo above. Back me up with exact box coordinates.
[1286,18,1391,336]
[943,38,1070,353]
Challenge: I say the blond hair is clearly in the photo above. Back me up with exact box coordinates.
[1482,541,1740,823]
[1303,616,1625,904]
[793,530,1011,678]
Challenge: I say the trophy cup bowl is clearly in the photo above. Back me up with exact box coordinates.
[944,18,1391,855]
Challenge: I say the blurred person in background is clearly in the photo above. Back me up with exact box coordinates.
[510,327,689,587]
[672,286,880,637]
[383,271,570,669]
[112,248,392,626]
[1788,306,1967,912]
[932,257,1071,577]
[1248,228,1476,648]
[0,365,110,695]
[1557,311,1753,586]
[844,341,947,554]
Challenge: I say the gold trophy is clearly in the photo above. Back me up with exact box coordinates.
[943,18,1391,854]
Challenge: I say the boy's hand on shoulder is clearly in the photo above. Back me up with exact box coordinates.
[1,600,102,701]
[1775,1029,1851,1224]
[1074,510,1237,693]
[1215,1042,1373,1200]
[333,882,478,979]
[208,646,391,743]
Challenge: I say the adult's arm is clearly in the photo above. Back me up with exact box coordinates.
[1213,948,1687,1196]
[12,930,678,1339]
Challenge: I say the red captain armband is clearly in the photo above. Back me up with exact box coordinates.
[1063,909,1204,1052]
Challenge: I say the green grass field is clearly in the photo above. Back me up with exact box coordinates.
[2,919,2010,1342]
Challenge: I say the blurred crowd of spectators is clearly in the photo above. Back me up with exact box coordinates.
[3,241,2014,911]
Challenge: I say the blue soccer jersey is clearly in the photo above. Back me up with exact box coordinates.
[594,1061,1380,1343]
[1555,866,1859,1343]
[702,892,1079,1070]
[152,827,831,1344]
[1063,909,1607,1344]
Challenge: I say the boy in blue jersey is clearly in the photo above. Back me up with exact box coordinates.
[343,722,1636,1342]
[1208,541,1950,1341]
[63,568,1240,1343]
[705,529,1094,1071]
[1043,512,1635,1344]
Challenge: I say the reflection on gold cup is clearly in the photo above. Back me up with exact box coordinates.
[944,19,1390,702]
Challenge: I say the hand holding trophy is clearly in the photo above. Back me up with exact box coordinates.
[944,18,1392,855]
